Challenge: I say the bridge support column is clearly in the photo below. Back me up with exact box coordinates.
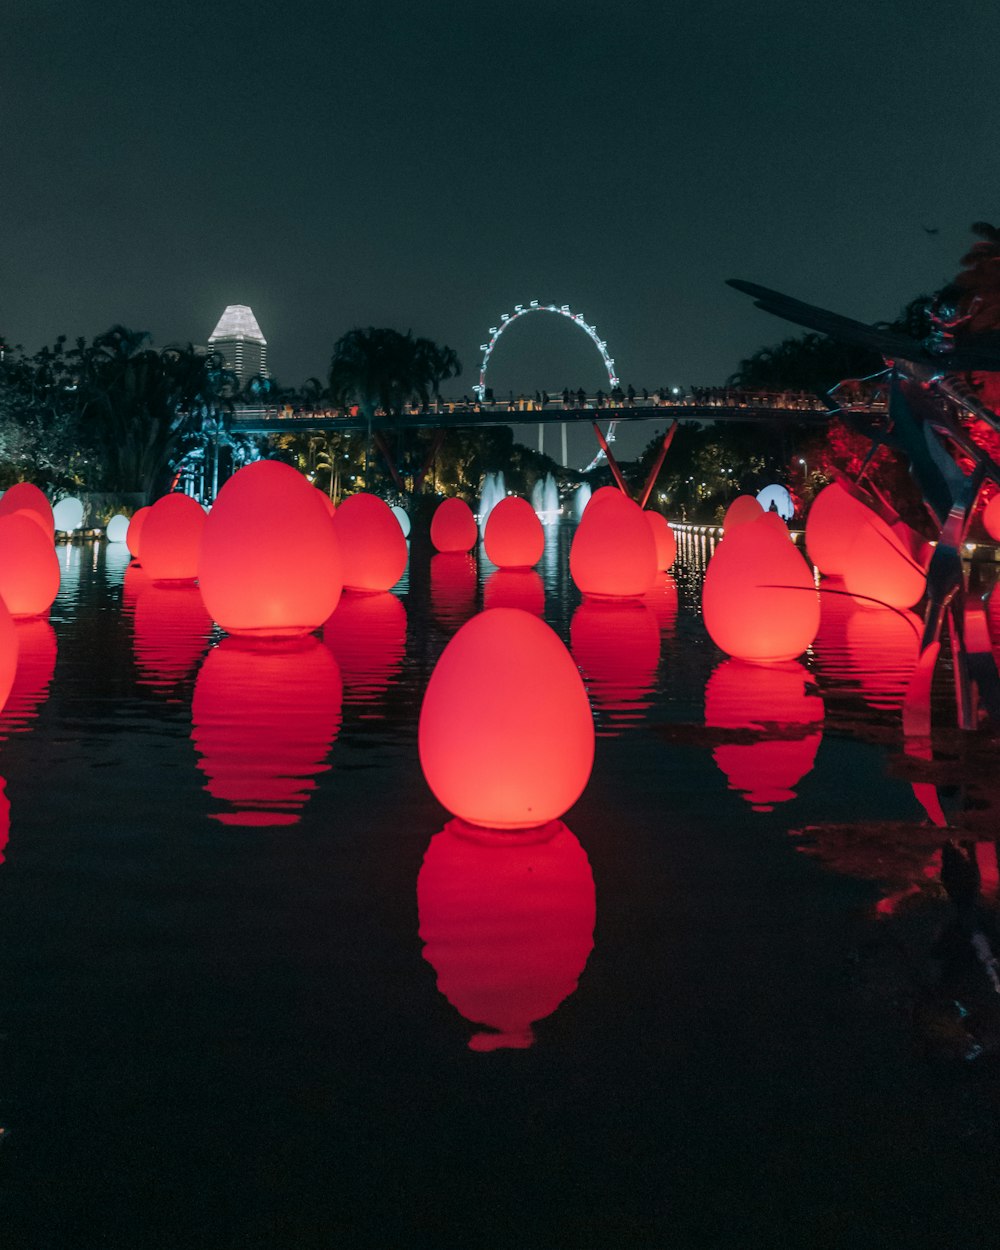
[561,423,568,468]
[538,423,544,457]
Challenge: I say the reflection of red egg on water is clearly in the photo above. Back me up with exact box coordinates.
[323,591,407,704]
[431,553,478,629]
[418,818,596,1051]
[420,609,594,829]
[842,512,926,610]
[643,574,679,632]
[722,494,764,533]
[844,606,921,710]
[570,491,657,598]
[705,658,823,811]
[0,618,56,734]
[644,511,677,571]
[431,497,478,553]
[0,778,9,866]
[133,582,213,690]
[191,635,343,826]
[702,514,819,662]
[122,562,151,616]
[484,496,544,568]
[140,493,206,582]
[0,482,55,542]
[484,568,545,616]
[0,513,61,617]
[571,598,660,735]
[126,506,151,561]
[333,492,408,591]
[0,601,17,715]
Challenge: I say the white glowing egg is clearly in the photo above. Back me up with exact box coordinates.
[392,505,411,538]
[106,514,130,543]
[53,496,84,533]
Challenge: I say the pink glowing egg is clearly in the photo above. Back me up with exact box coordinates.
[140,493,206,582]
[805,482,874,574]
[418,818,596,1051]
[570,491,657,598]
[484,496,544,568]
[198,460,343,636]
[841,511,926,609]
[333,492,408,591]
[0,599,19,714]
[419,608,594,828]
[644,511,677,571]
[431,497,478,553]
[431,553,478,630]
[0,482,54,542]
[983,495,1000,542]
[702,514,819,662]
[126,506,151,560]
[484,568,545,616]
[315,488,336,518]
[722,495,764,533]
[582,485,624,516]
[571,598,660,734]
[0,513,61,617]
[323,590,407,704]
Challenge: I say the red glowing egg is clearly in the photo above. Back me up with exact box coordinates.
[126,506,151,560]
[315,488,336,518]
[484,568,545,616]
[323,590,407,704]
[191,635,343,826]
[723,494,764,533]
[0,513,61,617]
[431,553,478,630]
[140,493,206,582]
[570,598,660,735]
[841,511,926,610]
[199,459,343,636]
[419,608,594,828]
[484,496,544,568]
[702,514,819,662]
[0,618,56,736]
[418,818,596,1050]
[643,573,679,632]
[705,658,823,810]
[333,492,408,591]
[0,482,55,542]
[644,511,677,571]
[582,485,624,516]
[431,497,478,554]
[133,581,213,689]
[805,482,874,574]
[570,491,657,598]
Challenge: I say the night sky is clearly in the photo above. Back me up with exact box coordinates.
[5,1,1000,445]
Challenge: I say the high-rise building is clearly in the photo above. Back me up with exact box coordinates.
[207,305,268,381]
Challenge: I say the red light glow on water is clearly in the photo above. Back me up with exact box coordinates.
[812,582,921,710]
[431,497,477,553]
[0,617,56,735]
[333,493,408,592]
[571,598,660,735]
[417,818,596,1050]
[484,496,544,568]
[132,581,213,690]
[323,591,407,705]
[643,574,679,632]
[430,553,478,630]
[0,514,61,618]
[483,568,545,616]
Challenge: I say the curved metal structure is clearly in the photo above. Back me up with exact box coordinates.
[473,302,619,401]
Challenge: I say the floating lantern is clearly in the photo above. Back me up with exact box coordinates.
[570,491,657,598]
[983,495,1000,542]
[644,511,677,571]
[126,506,151,560]
[805,482,874,574]
[133,581,213,690]
[431,497,478,553]
[52,496,84,533]
[191,635,343,826]
[756,483,795,520]
[106,514,130,544]
[484,495,544,568]
[418,818,596,1051]
[643,573,679,632]
[419,608,594,828]
[431,553,478,630]
[841,511,926,610]
[333,492,408,592]
[571,598,660,735]
[0,513,61,617]
[0,618,56,736]
[198,459,343,636]
[0,482,54,541]
[140,493,207,583]
[705,658,823,810]
[0,599,18,714]
[702,513,819,662]
[581,485,623,517]
[323,591,407,705]
[722,494,764,533]
[484,568,545,616]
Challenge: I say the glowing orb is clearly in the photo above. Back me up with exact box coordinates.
[805,482,874,574]
[199,460,344,636]
[418,818,596,1051]
[582,485,624,517]
[570,491,657,598]
[431,497,478,553]
[0,598,18,713]
[323,590,407,704]
[484,568,545,616]
[644,511,677,571]
[391,505,411,538]
[333,492,408,591]
[983,495,1000,542]
[484,496,544,568]
[419,608,594,828]
[431,553,477,630]
[756,483,795,520]
[106,514,130,543]
[140,493,206,583]
[723,494,764,533]
[0,513,61,617]
[0,483,54,541]
[571,598,660,734]
[52,497,84,533]
[126,506,151,560]
[702,514,819,662]
[841,511,926,609]
[133,582,213,690]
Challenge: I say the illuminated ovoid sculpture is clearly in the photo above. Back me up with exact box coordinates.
[431,497,478,554]
[133,581,213,690]
[570,491,657,598]
[570,598,660,735]
[643,573,679,633]
[333,492,408,592]
[0,599,18,714]
[722,494,763,533]
[702,514,819,662]
[805,482,874,575]
[418,818,596,1050]
[0,514,61,617]
[323,590,407,705]
[484,568,545,616]
[106,514,130,544]
[430,553,478,630]
[0,617,56,737]
[391,505,411,538]
[419,608,594,828]
[0,482,55,541]
[705,658,823,810]
[140,493,207,583]
[841,510,926,610]
[644,511,677,571]
[52,496,84,533]
[983,494,1000,542]
[191,635,343,826]
[199,460,344,636]
[314,489,336,519]
[126,506,151,560]
[484,496,544,568]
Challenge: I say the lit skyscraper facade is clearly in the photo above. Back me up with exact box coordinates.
[207,305,268,381]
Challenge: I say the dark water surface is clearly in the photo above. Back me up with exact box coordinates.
[1,532,999,1248]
